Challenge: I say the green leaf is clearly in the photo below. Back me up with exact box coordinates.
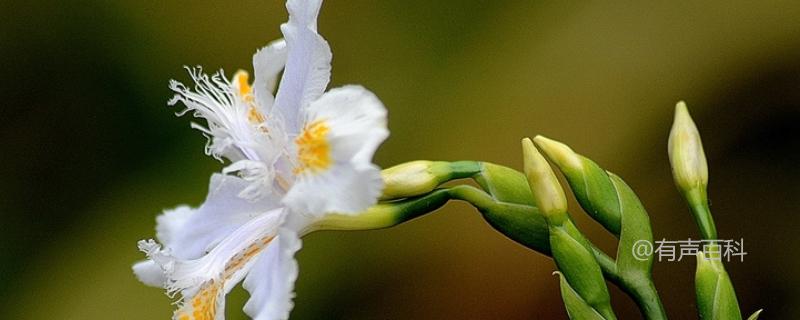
[555,271,607,320]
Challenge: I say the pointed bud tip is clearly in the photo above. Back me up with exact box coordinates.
[521,138,541,169]
[380,161,440,200]
[748,309,763,320]
[668,101,708,192]
[532,135,583,172]
[522,137,567,218]
[672,101,695,130]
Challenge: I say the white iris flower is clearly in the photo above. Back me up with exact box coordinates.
[132,0,389,319]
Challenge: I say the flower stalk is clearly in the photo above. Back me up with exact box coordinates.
[523,138,617,320]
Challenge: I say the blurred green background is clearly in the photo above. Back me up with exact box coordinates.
[2,0,799,319]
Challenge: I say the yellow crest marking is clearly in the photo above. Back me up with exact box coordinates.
[294,120,332,175]
[172,236,275,320]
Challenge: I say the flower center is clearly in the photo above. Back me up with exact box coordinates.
[294,120,332,175]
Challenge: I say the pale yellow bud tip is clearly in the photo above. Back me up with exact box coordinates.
[668,101,708,191]
[522,138,567,217]
[532,135,584,173]
[381,161,441,200]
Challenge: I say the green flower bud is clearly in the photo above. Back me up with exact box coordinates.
[533,135,621,235]
[695,250,742,320]
[525,138,665,319]
[380,160,480,200]
[522,138,568,223]
[669,101,708,195]
[518,139,616,318]
[668,102,717,239]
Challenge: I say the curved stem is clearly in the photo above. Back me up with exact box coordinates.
[450,184,666,320]
[318,161,666,319]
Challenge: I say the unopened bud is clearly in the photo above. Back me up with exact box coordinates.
[533,135,623,235]
[380,160,480,200]
[668,101,708,193]
[669,102,717,239]
[522,138,567,222]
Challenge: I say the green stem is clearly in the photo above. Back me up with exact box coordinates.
[685,188,717,240]
[452,185,665,320]
[447,160,485,179]
[589,245,665,320]
[314,189,453,231]
[451,166,667,320]
[318,161,666,319]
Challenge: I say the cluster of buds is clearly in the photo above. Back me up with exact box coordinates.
[363,102,761,320]
[522,138,616,319]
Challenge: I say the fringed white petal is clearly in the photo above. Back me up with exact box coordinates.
[273,0,331,134]
[155,205,194,246]
[132,260,166,287]
[286,0,323,31]
[243,229,302,320]
[253,39,288,113]
[133,205,192,288]
[223,160,278,201]
[139,208,285,320]
[169,67,277,164]
[284,85,388,215]
[169,173,282,260]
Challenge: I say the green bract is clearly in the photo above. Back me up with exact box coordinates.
[470,162,551,254]
[695,251,742,320]
[550,222,616,320]
[555,271,607,320]
[533,136,622,235]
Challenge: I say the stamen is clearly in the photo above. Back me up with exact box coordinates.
[233,70,253,101]
[168,66,270,162]
[232,70,268,126]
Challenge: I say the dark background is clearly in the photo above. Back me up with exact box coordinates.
[1,1,798,319]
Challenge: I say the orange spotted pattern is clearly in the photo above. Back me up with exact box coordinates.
[294,120,332,175]
[172,236,275,320]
